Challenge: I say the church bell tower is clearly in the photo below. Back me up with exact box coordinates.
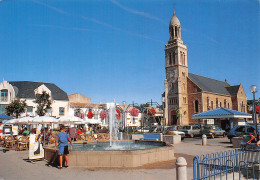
[164,11,189,126]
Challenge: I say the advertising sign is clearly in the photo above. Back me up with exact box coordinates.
[238,119,247,126]
[12,126,18,135]
[207,119,214,125]
[29,134,44,160]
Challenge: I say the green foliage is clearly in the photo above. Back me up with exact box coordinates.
[140,103,150,109]
[34,91,52,116]
[156,104,163,109]
[5,99,27,118]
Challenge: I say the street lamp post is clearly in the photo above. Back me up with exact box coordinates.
[251,85,258,141]
[162,97,165,134]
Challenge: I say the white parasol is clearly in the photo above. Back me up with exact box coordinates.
[58,116,82,124]
[30,116,58,124]
[17,116,33,124]
[84,118,102,124]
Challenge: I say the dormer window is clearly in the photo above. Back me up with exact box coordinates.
[0,89,8,102]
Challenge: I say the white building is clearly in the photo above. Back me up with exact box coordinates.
[125,110,142,127]
[0,81,69,117]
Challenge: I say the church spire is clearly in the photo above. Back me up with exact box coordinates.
[169,10,181,42]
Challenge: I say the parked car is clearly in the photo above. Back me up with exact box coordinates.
[227,125,260,141]
[180,125,201,137]
[151,126,164,133]
[137,127,150,133]
[200,125,226,138]
[164,126,185,140]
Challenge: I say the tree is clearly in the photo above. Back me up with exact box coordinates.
[140,103,150,109]
[156,104,163,109]
[5,99,27,118]
[34,91,52,116]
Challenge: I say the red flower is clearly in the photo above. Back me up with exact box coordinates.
[100,110,107,120]
[148,107,156,115]
[76,112,84,119]
[129,108,139,117]
[116,109,121,120]
[87,112,94,119]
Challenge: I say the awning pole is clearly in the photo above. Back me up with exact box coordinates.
[229,118,233,129]
[198,119,201,128]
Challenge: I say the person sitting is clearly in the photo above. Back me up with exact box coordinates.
[22,128,30,136]
[77,129,82,140]
[247,130,260,146]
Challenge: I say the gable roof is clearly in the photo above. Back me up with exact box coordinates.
[188,73,231,96]
[226,85,240,96]
[8,81,68,101]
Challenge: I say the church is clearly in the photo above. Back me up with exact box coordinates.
[163,12,247,127]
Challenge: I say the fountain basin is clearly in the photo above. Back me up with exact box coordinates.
[44,140,175,168]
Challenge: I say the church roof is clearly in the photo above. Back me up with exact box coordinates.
[188,73,231,96]
[225,85,240,96]
[8,81,69,101]
[169,13,181,27]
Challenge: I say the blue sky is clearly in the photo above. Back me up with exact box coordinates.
[0,0,259,105]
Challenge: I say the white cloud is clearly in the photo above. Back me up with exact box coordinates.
[31,0,163,43]
[110,0,166,24]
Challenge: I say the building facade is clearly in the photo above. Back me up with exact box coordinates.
[0,81,69,117]
[164,12,247,126]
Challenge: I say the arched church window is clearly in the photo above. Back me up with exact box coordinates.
[170,27,173,39]
[228,103,230,109]
[166,54,169,66]
[183,97,186,103]
[207,97,210,110]
[216,98,219,108]
[183,53,186,65]
[195,100,199,113]
[172,52,175,64]
[180,52,182,64]
[220,102,222,107]
[182,72,185,78]
[175,26,178,37]
[224,99,227,108]
[169,53,172,65]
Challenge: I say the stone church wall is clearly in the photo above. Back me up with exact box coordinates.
[236,85,247,112]
[187,78,202,125]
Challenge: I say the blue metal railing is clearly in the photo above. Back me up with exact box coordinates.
[193,149,260,180]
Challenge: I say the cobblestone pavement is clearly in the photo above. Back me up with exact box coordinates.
[0,137,233,180]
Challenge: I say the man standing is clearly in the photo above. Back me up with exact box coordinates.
[55,125,72,169]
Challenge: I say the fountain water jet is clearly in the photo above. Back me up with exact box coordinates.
[107,102,119,148]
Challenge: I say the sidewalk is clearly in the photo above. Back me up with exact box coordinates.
[0,137,233,180]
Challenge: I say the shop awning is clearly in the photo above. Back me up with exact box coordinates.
[191,107,252,119]
[0,114,13,120]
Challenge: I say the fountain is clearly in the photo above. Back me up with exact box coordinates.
[108,102,119,148]
[44,101,175,168]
